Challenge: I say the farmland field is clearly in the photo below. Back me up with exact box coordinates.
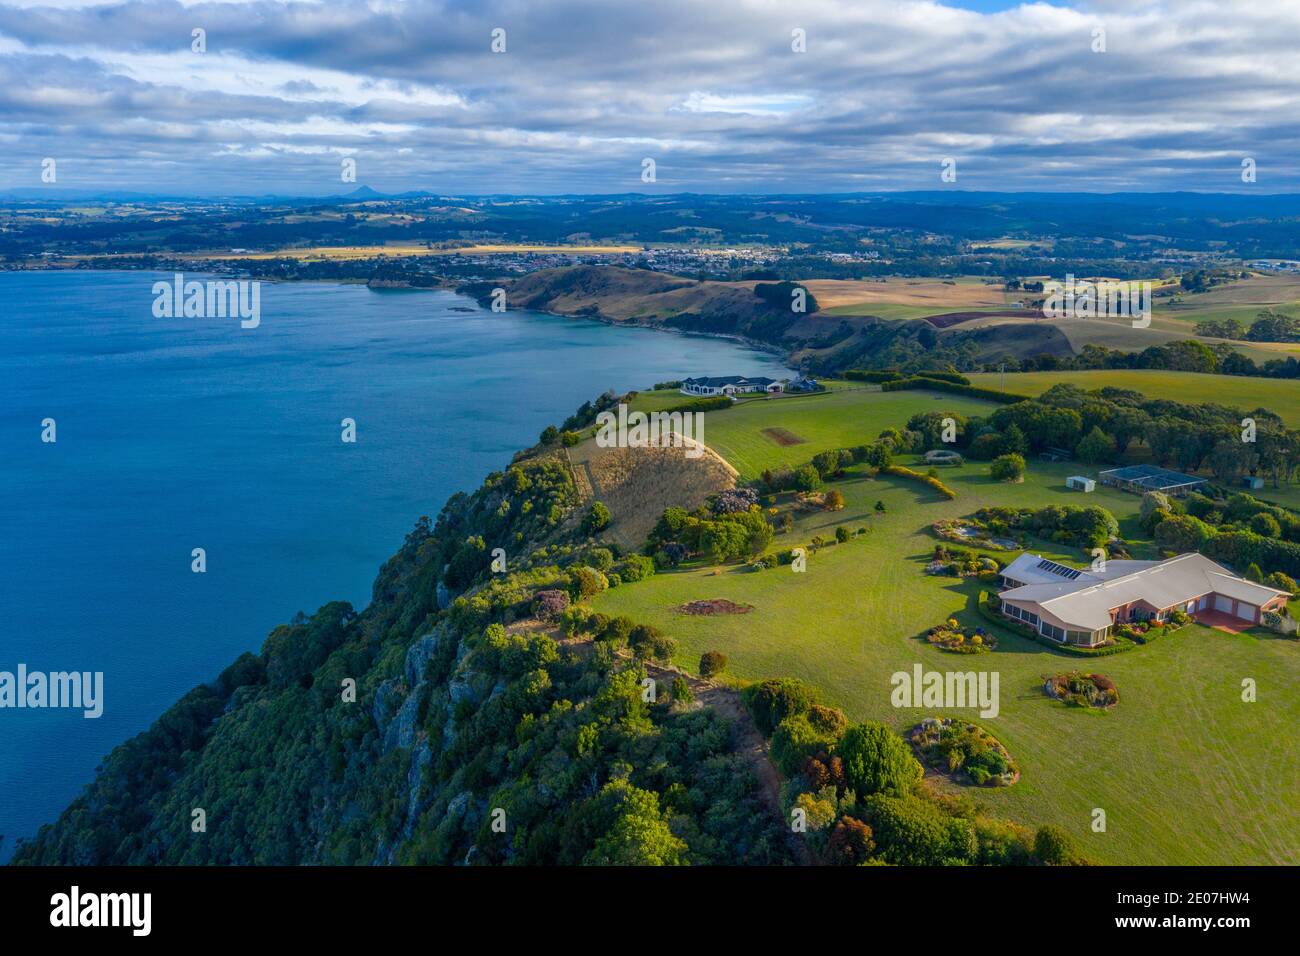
[628,386,997,479]
[966,369,1300,426]
[595,454,1300,865]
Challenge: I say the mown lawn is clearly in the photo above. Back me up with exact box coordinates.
[966,369,1300,427]
[629,386,996,480]
[594,455,1300,865]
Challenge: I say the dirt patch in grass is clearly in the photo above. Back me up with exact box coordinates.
[762,426,807,446]
[676,599,755,616]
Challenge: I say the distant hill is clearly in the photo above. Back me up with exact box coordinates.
[479,265,1074,373]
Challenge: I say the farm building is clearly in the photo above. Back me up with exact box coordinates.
[680,375,781,396]
[1098,464,1207,497]
[1066,475,1095,492]
[996,552,1290,647]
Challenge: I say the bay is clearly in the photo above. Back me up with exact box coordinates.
[0,270,792,857]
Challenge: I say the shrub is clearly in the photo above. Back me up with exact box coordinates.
[883,465,957,499]
[836,722,923,797]
[539,425,559,444]
[771,713,842,776]
[793,464,823,493]
[861,794,975,865]
[824,489,845,511]
[583,501,612,534]
[560,430,581,447]
[1034,825,1089,865]
[532,589,569,621]
[744,678,820,736]
[698,650,728,678]
[1249,512,1282,538]
[617,553,656,583]
[1267,571,1299,595]
[568,565,609,600]
[671,677,692,705]
[990,453,1026,483]
[629,623,676,661]
[827,816,875,865]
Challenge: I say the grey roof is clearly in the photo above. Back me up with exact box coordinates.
[1001,552,1290,631]
[682,375,777,387]
[1098,463,1207,490]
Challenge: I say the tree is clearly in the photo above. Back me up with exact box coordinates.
[874,500,886,513]
[835,525,851,543]
[1140,490,1171,526]
[1075,426,1117,465]
[583,501,611,534]
[744,678,820,736]
[1034,824,1087,865]
[584,781,687,866]
[990,453,1025,483]
[793,464,823,493]
[698,651,728,678]
[827,816,875,865]
[1245,562,1264,583]
[824,489,845,511]
[771,714,841,776]
[1002,422,1030,456]
[1153,513,1213,553]
[862,794,974,866]
[671,677,693,705]
[539,425,559,444]
[836,722,922,797]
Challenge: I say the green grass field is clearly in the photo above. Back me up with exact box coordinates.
[629,386,996,480]
[595,455,1300,864]
[595,384,1300,863]
[967,369,1300,427]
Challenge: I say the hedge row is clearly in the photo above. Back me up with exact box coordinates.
[883,464,958,499]
[666,395,735,414]
[880,376,1030,404]
[845,369,903,383]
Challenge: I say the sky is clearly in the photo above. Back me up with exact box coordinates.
[1,0,1298,196]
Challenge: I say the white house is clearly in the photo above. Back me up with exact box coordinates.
[680,375,781,396]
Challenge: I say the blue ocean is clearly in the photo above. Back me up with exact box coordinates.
[0,270,791,858]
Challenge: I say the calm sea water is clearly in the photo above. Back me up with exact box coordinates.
[0,270,791,857]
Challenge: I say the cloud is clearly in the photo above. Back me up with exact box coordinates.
[0,0,1297,194]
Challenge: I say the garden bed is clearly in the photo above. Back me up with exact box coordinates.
[675,599,755,616]
[1044,671,1119,709]
[909,718,1019,787]
[925,619,998,654]
[932,518,1019,551]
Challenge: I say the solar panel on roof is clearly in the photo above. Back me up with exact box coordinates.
[1036,559,1082,580]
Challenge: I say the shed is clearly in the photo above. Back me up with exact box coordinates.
[1243,475,1265,490]
[1066,475,1096,493]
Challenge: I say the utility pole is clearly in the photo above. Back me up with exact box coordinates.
[999,362,1005,392]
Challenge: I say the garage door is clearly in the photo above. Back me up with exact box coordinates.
[1235,603,1257,623]
[1214,594,1234,613]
